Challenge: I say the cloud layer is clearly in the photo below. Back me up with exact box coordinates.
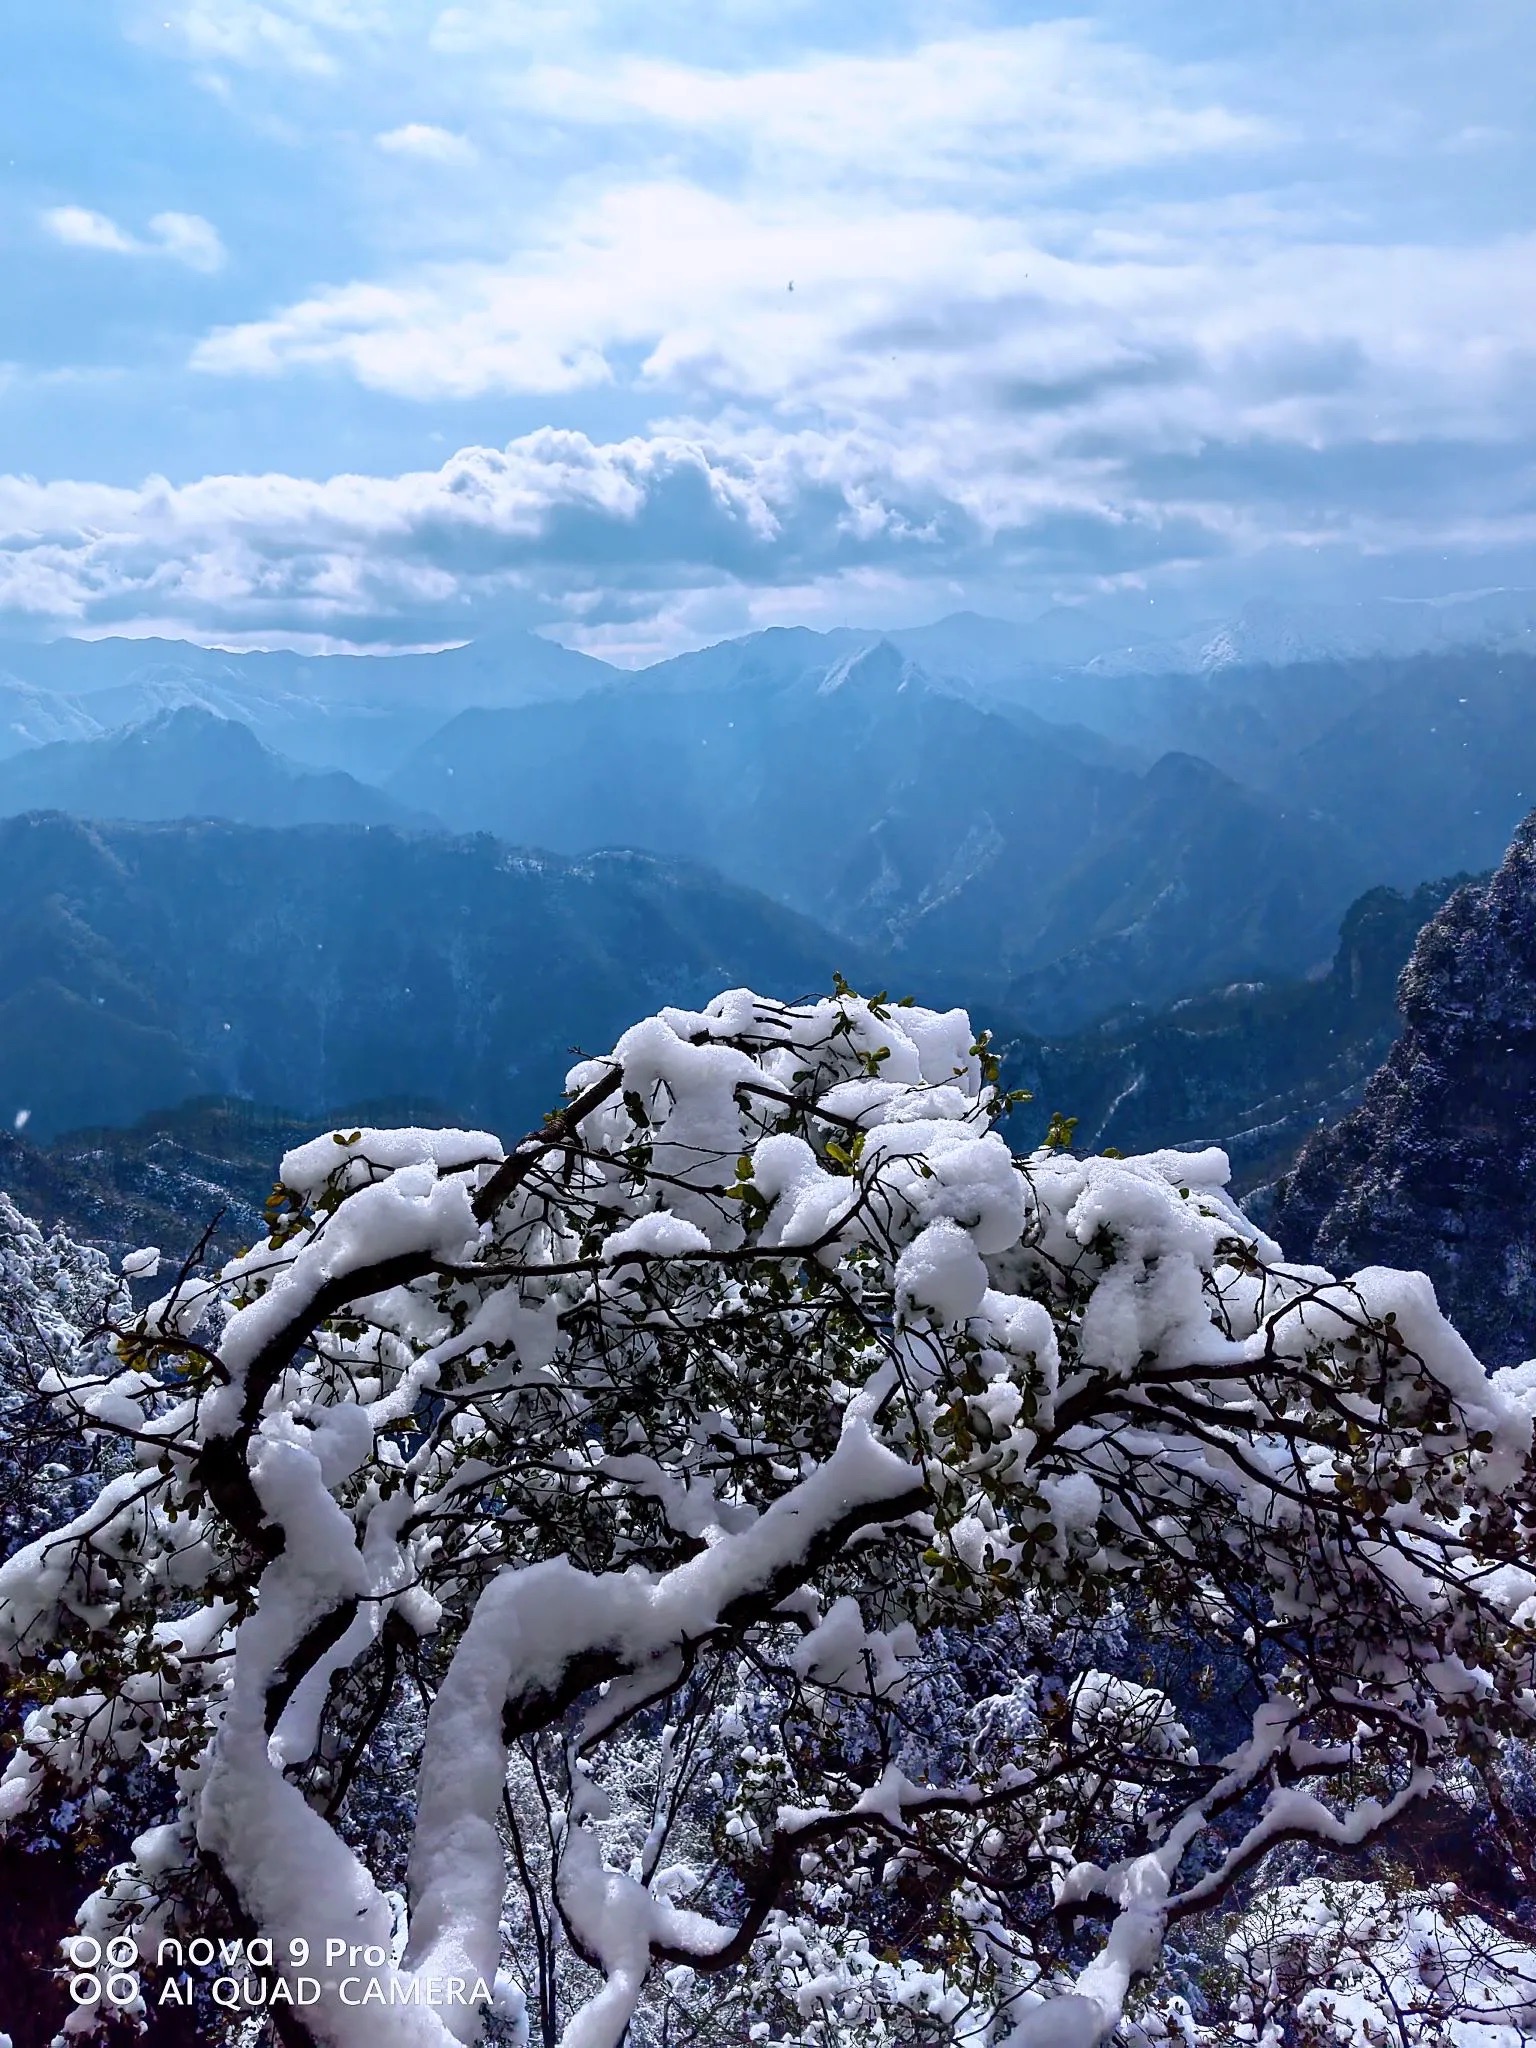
[6,396,1533,666]
[4,5,1532,655]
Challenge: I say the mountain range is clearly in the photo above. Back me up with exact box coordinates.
[378,632,1536,1027]
[0,591,1532,1166]
[616,587,1536,701]
[0,625,612,779]
[0,708,420,829]
[1,614,1534,1035]
[0,812,870,1139]
[3,584,1533,766]
[387,641,1376,1028]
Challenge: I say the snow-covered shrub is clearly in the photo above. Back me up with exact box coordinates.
[0,1192,127,1557]
[2,984,1535,2048]
[1130,1875,1536,2046]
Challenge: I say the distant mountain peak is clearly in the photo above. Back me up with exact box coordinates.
[1141,748,1237,793]
[128,703,238,736]
[817,638,920,696]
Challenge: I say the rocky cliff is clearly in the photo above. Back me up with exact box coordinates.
[1272,809,1536,1367]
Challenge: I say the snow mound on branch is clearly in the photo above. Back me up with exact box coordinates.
[601,1213,713,1262]
[788,1596,917,1698]
[896,1217,989,1325]
[280,1124,502,1197]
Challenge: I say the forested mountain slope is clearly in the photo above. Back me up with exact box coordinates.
[1008,875,1466,1188]
[0,873,1462,1270]
[0,813,872,1138]
[0,1097,342,1268]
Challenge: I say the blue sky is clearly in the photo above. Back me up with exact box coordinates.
[1,1,1533,661]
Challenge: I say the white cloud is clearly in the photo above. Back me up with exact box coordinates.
[146,211,227,271]
[43,206,142,255]
[182,20,1279,393]
[376,122,477,162]
[178,20,1532,476]
[0,432,796,641]
[135,0,382,75]
[507,26,1270,184]
[43,205,226,271]
[0,423,1026,655]
[188,161,1536,472]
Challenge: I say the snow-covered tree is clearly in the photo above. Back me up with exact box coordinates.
[2,984,1535,2048]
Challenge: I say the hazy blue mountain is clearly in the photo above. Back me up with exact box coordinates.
[934,588,1536,683]
[629,598,1536,795]
[0,626,613,708]
[992,751,1374,1030]
[72,669,446,781]
[617,623,876,696]
[900,606,1129,676]
[1082,588,1536,679]
[9,592,1531,785]
[0,708,424,829]
[0,630,618,778]
[632,588,1536,699]
[1268,652,1536,887]
[952,646,1536,827]
[625,609,1162,704]
[389,642,1376,1026]
[390,637,1139,939]
[0,813,872,1138]
[6,619,1529,1051]
[0,678,103,761]
[990,658,1389,783]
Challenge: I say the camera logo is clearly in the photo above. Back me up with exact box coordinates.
[66,1936,141,2007]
